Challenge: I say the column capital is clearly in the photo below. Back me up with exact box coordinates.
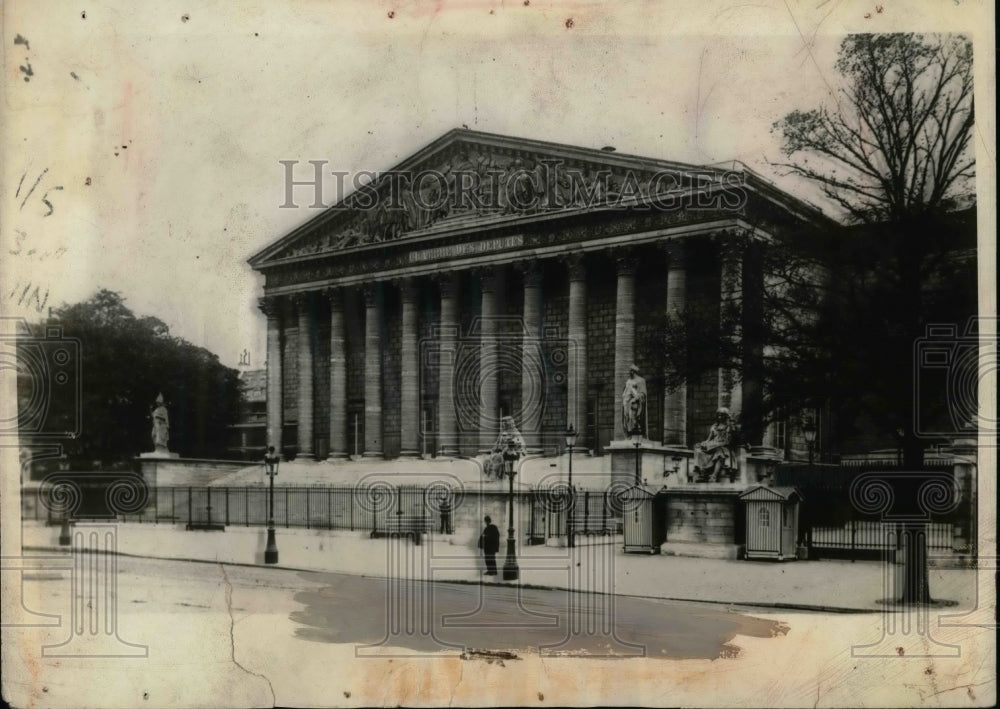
[362,283,383,307]
[561,251,586,281]
[474,266,500,294]
[290,291,312,310]
[257,295,282,318]
[614,250,638,276]
[514,260,544,287]
[322,287,344,306]
[715,230,748,257]
[432,272,459,298]
[396,277,418,302]
[659,239,686,266]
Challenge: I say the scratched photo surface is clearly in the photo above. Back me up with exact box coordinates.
[1,1,995,707]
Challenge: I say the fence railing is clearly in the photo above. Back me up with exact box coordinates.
[25,485,436,534]
[807,520,955,553]
[23,484,624,538]
[20,481,959,558]
[536,489,622,539]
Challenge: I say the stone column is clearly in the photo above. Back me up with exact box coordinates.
[718,238,743,418]
[662,242,687,446]
[326,288,349,458]
[613,253,636,441]
[293,293,315,458]
[565,254,588,448]
[259,296,283,453]
[478,268,500,453]
[437,274,459,457]
[363,284,384,457]
[518,261,544,453]
[399,278,420,457]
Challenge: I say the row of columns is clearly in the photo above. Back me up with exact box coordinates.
[259,238,742,458]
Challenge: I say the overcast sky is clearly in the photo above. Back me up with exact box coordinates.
[3,1,991,368]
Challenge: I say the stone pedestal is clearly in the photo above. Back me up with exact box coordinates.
[607,439,672,487]
[657,487,743,559]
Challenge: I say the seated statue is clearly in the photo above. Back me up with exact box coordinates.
[693,407,740,483]
[484,416,528,480]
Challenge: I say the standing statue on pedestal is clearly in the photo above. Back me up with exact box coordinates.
[694,407,739,482]
[621,365,648,438]
[150,393,170,454]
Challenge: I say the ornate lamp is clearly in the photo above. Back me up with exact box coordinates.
[264,446,280,564]
[564,424,577,548]
[501,441,520,581]
[802,417,817,466]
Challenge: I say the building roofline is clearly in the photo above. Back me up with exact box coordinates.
[248,127,832,269]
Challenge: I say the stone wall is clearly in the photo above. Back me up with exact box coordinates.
[418,285,441,456]
[662,489,739,545]
[586,256,616,453]
[382,285,402,458]
[138,458,249,488]
[282,324,299,425]
[344,289,366,456]
[540,261,568,454]
[313,301,331,458]
[455,271,482,456]
[685,240,720,449]
[635,254,665,442]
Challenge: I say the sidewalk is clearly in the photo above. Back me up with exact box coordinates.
[21,520,981,613]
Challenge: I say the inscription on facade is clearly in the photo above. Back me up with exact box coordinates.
[408,235,524,264]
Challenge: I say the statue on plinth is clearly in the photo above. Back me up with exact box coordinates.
[484,416,528,480]
[150,393,170,454]
[693,407,739,482]
[621,365,648,439]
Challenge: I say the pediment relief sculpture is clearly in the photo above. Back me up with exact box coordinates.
[274,142,683,260]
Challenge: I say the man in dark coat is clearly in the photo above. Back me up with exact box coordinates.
[478,515,501,575]
[438,493,453,535]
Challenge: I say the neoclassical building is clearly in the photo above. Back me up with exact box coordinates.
[248,129,827,461]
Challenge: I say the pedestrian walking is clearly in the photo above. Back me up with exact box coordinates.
[439,493,453,534]
[478,515,500,575]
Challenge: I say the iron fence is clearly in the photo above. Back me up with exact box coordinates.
[807,520,955,553]
[777,461,966,559]
[24,483,625,540]
[24,484,435,534]
[529,488,622,542]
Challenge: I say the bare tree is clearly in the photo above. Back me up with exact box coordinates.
[773,34,975,224]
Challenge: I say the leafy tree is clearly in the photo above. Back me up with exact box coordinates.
[23,289,241,465]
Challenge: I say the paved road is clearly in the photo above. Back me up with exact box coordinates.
[88,556,785,660]
[10,554,989,708]
[289,571,788,658]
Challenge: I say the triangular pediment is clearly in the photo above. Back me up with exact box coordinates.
[249,128,720,267]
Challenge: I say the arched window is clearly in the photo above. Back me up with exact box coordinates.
[758,506,770,527]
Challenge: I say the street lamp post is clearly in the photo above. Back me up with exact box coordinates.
[631,432,643,485]
[502,442,520,581]
[802,417,817,467]
[800,415,818,560]
[264,446,280,564]
[565,423,577,549]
